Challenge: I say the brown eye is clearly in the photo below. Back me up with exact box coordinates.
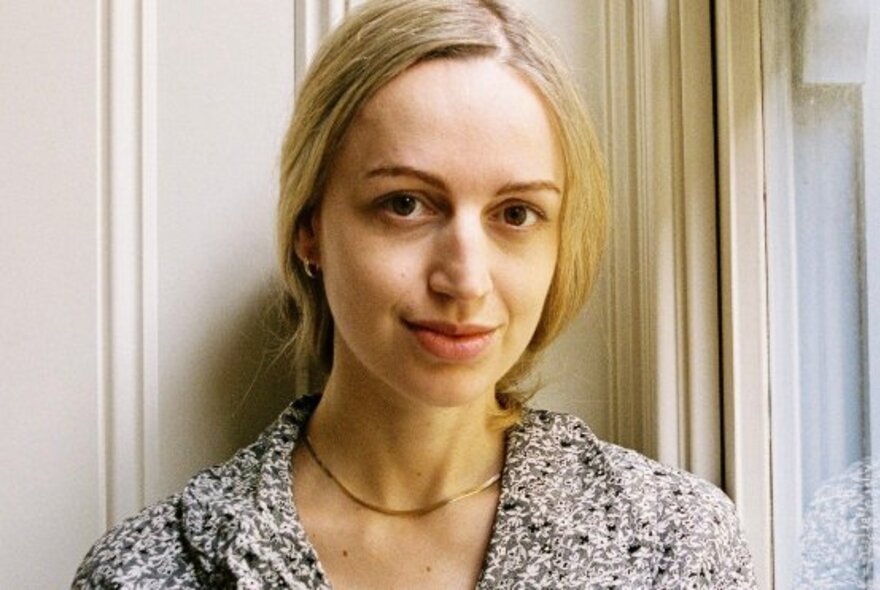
[503,205,531,226]
[389,194,418,216]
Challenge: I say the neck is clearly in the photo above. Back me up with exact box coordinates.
[305,373,506,511]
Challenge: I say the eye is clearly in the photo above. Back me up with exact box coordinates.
[380,193,432,218]
[499,203,541,228]
[388,194,418,216]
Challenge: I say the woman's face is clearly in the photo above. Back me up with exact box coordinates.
[303,58,563,409]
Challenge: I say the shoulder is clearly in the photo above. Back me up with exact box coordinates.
[71,494,197,588]
[518,408,728,504]
[72,398,317,588]
[73,443,268,588]
[72,420,285,588]
[597,435,738,531]
[511,408,757,587]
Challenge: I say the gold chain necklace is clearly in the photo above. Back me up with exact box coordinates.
[301,434,501,517]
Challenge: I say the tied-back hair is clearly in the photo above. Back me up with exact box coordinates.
[277,0,608,425]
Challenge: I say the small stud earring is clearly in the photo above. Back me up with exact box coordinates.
[303,259,320,279]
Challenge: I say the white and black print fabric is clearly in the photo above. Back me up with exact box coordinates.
[73,395,757,588]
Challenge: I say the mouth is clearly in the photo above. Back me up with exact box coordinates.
[403,319,498,362]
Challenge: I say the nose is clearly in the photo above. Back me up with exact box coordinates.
[428,212,493,302]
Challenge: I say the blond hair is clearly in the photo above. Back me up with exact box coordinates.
[277,0,607,423]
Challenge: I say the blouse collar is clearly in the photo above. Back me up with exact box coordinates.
[178,394,598,587]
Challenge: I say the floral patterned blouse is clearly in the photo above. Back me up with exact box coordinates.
[73,395,756,588]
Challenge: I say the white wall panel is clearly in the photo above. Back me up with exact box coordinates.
[0,2,100,587]
[152,1,296,501]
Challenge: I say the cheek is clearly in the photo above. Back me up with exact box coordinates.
[322,226,424,319]
[499,244,557,321]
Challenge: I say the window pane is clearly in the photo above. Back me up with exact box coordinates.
[765,0,880,587]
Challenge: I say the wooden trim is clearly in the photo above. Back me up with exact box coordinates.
[142,0,160,506]
[96,0,111,533]
[866,0,880,473]
[760,0,803,585]
[604,0,651,456]
[606,0,721,486]
[293,0,321,87]
[637,0,681,469]
[631,0,661,461]
[676,0,722,486]
[327,0,346,29]
[104,0,147,524]
[863,0,880,581]
[294,0,347,86]
[714,0,773,586]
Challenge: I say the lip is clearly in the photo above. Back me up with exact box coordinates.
[404,319,498,361]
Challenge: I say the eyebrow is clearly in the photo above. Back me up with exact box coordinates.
[365,165,562,196]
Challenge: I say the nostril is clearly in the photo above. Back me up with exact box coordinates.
[428,264,492,301]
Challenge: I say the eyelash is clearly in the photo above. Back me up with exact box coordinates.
[378,192,546,229]
[381,193,431,218]
[495,203,543,228]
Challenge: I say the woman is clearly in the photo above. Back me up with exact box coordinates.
[74,0,756,588]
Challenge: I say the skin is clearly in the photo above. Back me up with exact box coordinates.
[293,57,564,589]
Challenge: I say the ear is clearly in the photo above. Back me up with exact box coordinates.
[294,209,321,265]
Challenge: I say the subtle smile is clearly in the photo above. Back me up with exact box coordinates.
[403,320,498,362]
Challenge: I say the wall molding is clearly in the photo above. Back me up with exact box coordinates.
[865,2,880,580]
[99,0,147,526]
[674,0,722,485]
[715,0,773,586]
[603,0,721,485]
[96,0,110,534]
[601,0,648,459]
[762,0,802,585]
[141,0,160,508]
[293,0,348,87]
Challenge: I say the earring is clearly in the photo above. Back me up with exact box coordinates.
[303,259,320,279]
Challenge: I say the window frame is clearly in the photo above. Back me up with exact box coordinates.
[716,0,880,587]
[714,0,774,587]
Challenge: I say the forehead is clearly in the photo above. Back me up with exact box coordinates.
[337,58,563,187]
